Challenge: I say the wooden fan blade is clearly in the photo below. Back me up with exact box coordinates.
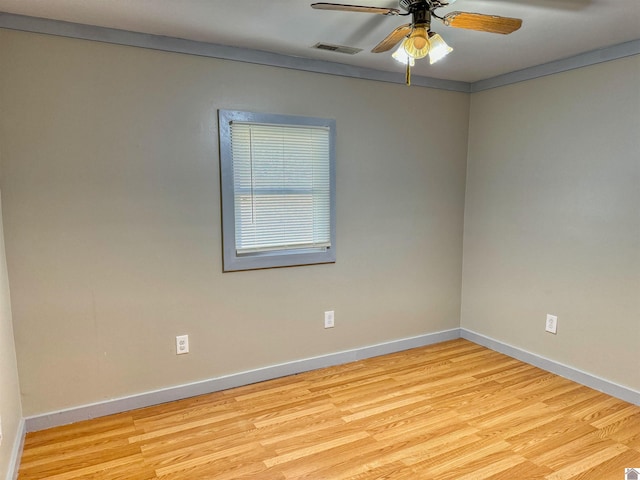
[372,23,412,53]
[443,12,523,34]
[311,3,400,15]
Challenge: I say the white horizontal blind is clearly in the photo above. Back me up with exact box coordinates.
[230,122,331,255]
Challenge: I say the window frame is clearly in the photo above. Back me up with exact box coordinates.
[218,109,336,272]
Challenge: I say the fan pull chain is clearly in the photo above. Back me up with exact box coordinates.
[405,62,411,86]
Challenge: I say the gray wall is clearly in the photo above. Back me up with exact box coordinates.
[0,194,22,480]
[0,29,469,417]
[461,55,640,391]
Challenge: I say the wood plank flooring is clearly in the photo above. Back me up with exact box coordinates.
[18,339,640,479]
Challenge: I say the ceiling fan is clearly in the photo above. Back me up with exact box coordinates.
[311,0,523,84]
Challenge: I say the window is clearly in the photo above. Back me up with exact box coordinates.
[218,110,336,271]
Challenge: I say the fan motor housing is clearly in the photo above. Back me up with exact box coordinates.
[399,0,431,26]
[399,0,428,11]
[400,0,451,11]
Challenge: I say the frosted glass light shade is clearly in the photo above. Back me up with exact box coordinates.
[403,26,430,59]
[428,33,453,64]
[392,44,415,66]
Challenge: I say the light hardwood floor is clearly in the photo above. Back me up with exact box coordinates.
[18,339,640,479]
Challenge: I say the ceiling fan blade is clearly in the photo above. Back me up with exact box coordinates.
[443,12,523,34]
[311,3,400,15]
[372,23,412,53]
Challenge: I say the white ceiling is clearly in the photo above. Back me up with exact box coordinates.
[0,0,638,83]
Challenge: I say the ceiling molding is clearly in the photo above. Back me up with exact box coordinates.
[0,12,470,92]
[471,39,640,93]
[1,12,639,94]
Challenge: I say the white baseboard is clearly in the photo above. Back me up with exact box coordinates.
[7,418,25,480]
[24,328,460,432]
[23,327,639,434]
[461,328,640,406]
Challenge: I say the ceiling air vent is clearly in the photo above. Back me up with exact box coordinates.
[312,43,362,55]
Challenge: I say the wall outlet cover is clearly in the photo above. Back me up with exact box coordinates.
[324,310,335,329]
[176,334,189,354]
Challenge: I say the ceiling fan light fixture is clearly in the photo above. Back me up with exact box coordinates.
[427,32,453,64]
[311,1,524,73]
[402,24,430,60]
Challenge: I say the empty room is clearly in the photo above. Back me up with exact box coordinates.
[0,0,639,478]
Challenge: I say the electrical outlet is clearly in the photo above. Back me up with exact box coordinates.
[545,314,558,334]
[324,310,335,329]
[176,334,189,354]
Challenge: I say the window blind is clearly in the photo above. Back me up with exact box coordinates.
[230,122,332,255]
